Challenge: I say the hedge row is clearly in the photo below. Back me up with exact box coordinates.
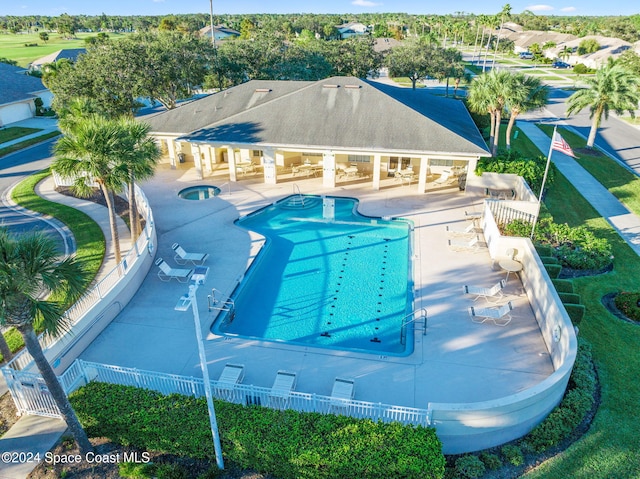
[70,382,445,479]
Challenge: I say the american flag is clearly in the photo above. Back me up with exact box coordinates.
[551,130,577,158]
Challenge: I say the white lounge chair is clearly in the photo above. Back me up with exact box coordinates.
[172,243,209,265]
[270,370,297,407]
[463,280,506,303]
[216,364,244,398]
[468,301,514,326]
[446,223,477,236]
[448,236,484,252]
[155,258,193,282]
[330,378,355,408]
[434,170,455,185]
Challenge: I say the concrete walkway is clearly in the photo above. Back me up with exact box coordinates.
[517,120,640,257]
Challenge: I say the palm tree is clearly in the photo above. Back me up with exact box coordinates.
[566,64,640,147]
[53,117,129,264]
[0,228,92,454]
[0,330,12,364]
[491,4,512,68]
[114,119,161,241]
[505,74,550,149]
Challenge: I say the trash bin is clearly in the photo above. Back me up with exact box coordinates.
[178,153,185,163]
[458,173,467,191]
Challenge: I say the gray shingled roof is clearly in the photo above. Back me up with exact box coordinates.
[30,48,86,68]
[0,62,47,106]
[143,77,490,157]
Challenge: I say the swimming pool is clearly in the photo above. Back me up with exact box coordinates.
[213,195,414,356]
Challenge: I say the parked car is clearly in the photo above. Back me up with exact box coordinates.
[519,52,534,60]
[552,61,571,69]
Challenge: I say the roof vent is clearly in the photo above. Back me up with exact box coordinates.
[344,85,361,89]
[255,88,272,93]
[323,84,340,88]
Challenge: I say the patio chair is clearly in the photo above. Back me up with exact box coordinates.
[330,377,355,408]
[155,258,193,283]
[446,222,477,236]
[434,170,454,186]
[269,370,297,407]
[216,364,244,398]
[171,243,209,265]
[468,301,514,326]
[447,235,484,252]
[463,279,506,303]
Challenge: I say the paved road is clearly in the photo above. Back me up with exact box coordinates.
[0,139,68,253]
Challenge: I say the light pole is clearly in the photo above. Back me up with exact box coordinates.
[175,267,224,470]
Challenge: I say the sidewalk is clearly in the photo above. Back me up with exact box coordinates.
[0,175,130,479]
[517,120,640,257]
[0,118,59,151]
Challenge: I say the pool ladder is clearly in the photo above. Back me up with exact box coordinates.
[208,289,236,323]
[400,308,427,345]
[289,184,305,207]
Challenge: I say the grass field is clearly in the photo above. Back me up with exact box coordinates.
[500,125,640,478]
[0,31,129,67]
[0,126,41,143]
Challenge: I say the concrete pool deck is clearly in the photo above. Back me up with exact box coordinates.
[78,165,553,408]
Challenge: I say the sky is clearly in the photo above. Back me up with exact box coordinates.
[3,0,638,18]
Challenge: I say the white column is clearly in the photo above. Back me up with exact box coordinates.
[227,147,237,182]
[239,148,251,163]
[262,148,277,185]
[167,139,177,169]
[322,151,336,188]
[202,146,213,172]
[418,156,429,193]
[372,154,382,190]
[193,144,203,179]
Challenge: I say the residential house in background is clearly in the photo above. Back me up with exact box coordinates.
[29,48,86,71]
[199,25,241,43]
[336,22,369,39]
[547,35,635,68]
[0,62,52,126]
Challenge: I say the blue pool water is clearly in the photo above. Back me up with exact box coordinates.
[178,185,221,200]
[213,195,414,356]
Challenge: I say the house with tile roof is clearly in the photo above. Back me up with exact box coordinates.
[141,76,491,193]
[337,22,369,39]
[0,62,52,126]
[199,25,241,43]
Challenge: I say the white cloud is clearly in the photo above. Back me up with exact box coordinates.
[560,6,577,12]
[352,0,382,6]
[526,4,555,11]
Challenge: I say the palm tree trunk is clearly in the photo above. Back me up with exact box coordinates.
[505,111,518,150]
[128,172,139,242]
[492,110,502,156]
[488,109,496,154]
[587,110,601,148]
[99,183,122,264]
[0,332,13,364]
[18,325,93,455]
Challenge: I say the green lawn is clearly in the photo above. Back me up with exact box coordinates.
[504,126,640,478]
[0,31,130,67]
[0,126,41,143]
[0,131,61,158]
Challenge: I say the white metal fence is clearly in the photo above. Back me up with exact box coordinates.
[3,184,154,373]
[60,360,432,427]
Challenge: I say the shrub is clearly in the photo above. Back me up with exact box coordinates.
[479,452,502,470]
[524,340,596,453]
[565,304,585,324]
[500,444,523,466]
[614,292,640,322]
[539,255,559,264]
[536,244,555,257]
[196,467,224,479]
[71,382,446,479]
[552,279,574,294]
[118,462,155,478]
[475,150,553,193]
[559,292,581,304]
[454,455,486,478]
[573,63,594,74]
[544,263,562,279]
[155,464,188,479]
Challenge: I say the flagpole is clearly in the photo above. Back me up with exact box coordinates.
[530,125,556,239]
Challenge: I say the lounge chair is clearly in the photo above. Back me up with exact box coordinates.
[155,258,193,282]
[468,301,514,326]
[270,370,297,407]
[446,223,477,236]
[216,364,244,398]
[448,236,484,252]
[434,170,455,185]
[463,279,506,303]
[330,378,355,407]
[172,243,209,265]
